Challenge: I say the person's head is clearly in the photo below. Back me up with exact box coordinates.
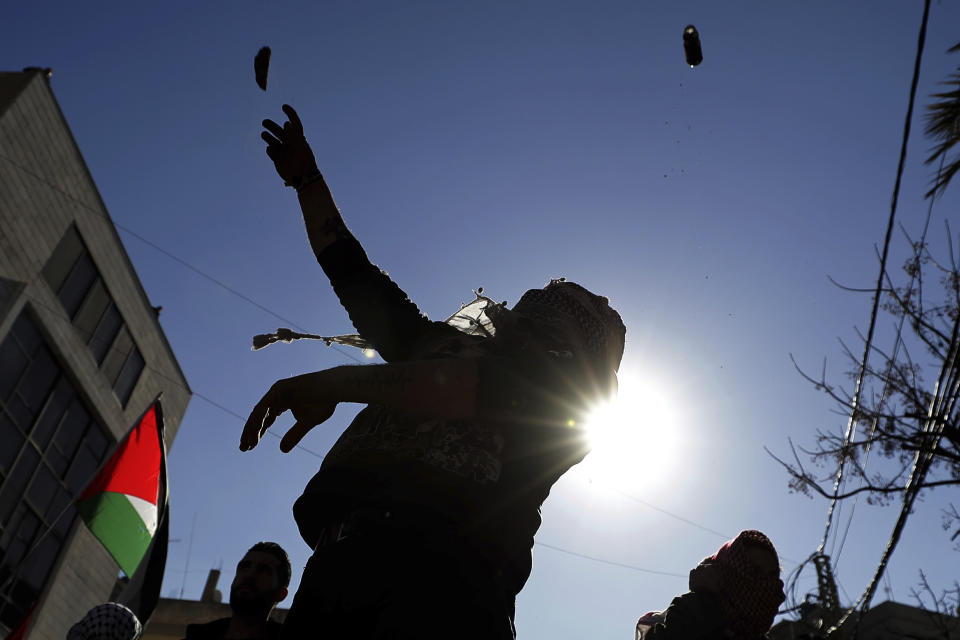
[710,530,785,638]
[66,603,141,640]
[711,529,780,577]
[506,279,626,392]
[229,541,291,618]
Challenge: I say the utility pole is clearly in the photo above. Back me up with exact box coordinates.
[813,554,842,636]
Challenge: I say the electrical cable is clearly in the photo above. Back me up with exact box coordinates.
[601,484,730,540]
[833,154,944,569]
[19,287,330,460]
[1,130,781,592]
[18,283,748,581]
[533,542,686,578]
[817,0,932,557]
[828,302,959,633]
[11,290,715,590]
[786,2,934,622]
[0,152,365,366]
[4,216,737,583]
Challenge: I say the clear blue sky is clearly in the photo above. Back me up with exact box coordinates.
[5,2,960,637]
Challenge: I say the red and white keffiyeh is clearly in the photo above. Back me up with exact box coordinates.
[710,530,785,639]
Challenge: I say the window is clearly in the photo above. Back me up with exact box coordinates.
[0,311,111,629]
[89,304,122,365]
[43,226,144,406]
[114,348,144,407]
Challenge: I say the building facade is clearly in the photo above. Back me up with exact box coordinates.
[0,69,191,638]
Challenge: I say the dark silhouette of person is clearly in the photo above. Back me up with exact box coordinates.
[636,530,786,640]
[184,542,290,640]
[243,104,626,640]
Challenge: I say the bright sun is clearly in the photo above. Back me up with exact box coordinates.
[580,373,681,490]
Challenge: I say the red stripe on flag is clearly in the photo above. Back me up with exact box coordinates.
[79,403,161,505]
[3,602,35,640]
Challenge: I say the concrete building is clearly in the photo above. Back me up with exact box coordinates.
[770,600,960,640]
[0,68,191,638]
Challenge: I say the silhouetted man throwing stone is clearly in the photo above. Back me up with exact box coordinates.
[243,105,626,640]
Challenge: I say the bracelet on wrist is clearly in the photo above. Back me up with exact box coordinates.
[285,171,324,193]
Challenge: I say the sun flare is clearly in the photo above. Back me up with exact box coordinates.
[580,373,680,490]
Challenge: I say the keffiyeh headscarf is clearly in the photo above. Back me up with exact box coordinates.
[709,530,785,639]
[512,279,626,373]
[66,603,141,640]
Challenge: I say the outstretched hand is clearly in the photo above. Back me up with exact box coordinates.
[261,104,320,185]
[240,375,337,453]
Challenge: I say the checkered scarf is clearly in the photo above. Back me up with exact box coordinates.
[511,279,626,373]
[66,603,142,640]
[710,530,785,639]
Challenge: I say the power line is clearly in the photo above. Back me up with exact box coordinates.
[586,480,804,567]
[21,287,330,460]
[186,371,749,571]
[818,0,932,555]
[602,484,731,540]
[3,158,744,558]
[1,151,755,587]
[832,154,945,569]
[0,152,365,366]
[15,260,740,578]
[789,1,935,617]
[187,370,725,578]
[189,377,755,576]
[4,149,744,544]
[534,542,686,578]
[187,387,328,459]
[21,285,750,579]
[824,3,937,630]
[110,219,307,332]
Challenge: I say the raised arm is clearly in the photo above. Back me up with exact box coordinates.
[261,105,444,360]
[260,104,343,258]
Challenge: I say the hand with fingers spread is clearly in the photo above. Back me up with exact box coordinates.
[240,374,337,453]
[241,359,482,454]
[261,104,320,188]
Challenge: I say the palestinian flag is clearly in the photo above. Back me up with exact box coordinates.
[77,399,167,584]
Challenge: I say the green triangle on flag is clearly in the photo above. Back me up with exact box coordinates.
[77,401,164,577]
[77,492,156,576]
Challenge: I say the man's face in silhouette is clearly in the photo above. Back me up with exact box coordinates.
[504,283,624,398]
[229,550,287,617]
